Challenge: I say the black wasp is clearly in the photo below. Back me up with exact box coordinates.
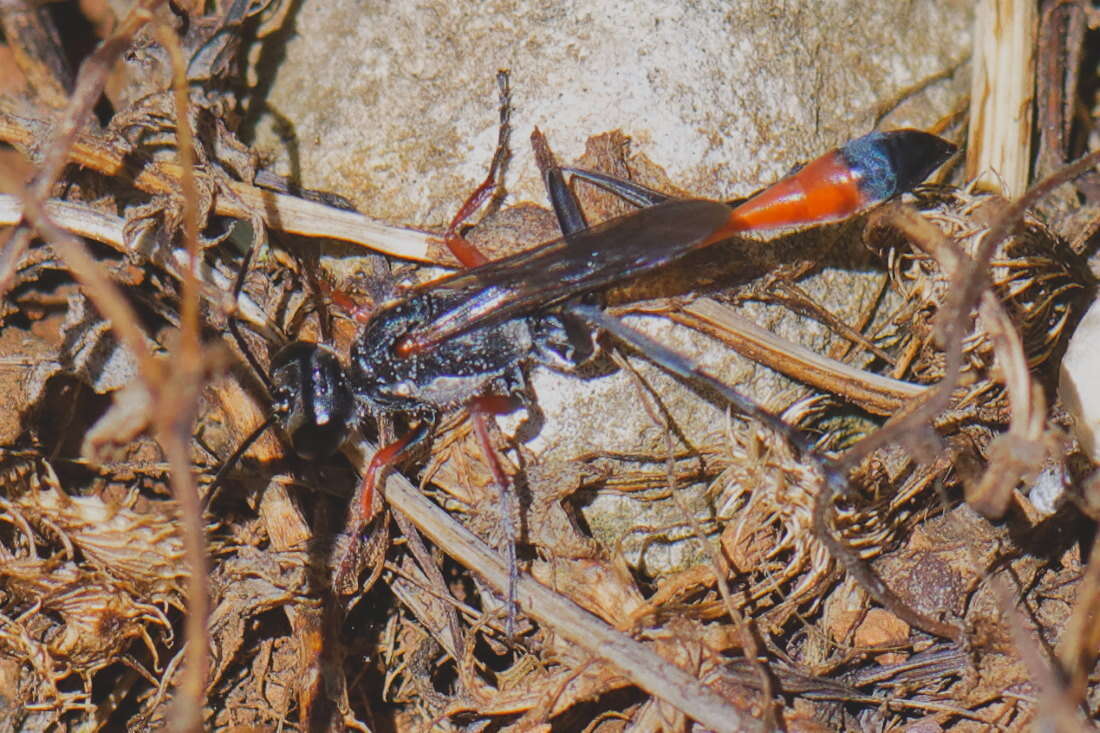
[223,75,956,636]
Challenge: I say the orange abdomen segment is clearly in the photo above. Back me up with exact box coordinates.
[725,151,864,233]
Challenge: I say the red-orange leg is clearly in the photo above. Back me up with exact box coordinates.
[441,71,512,268]
[312,274,376,325]
[332,422,431,592]
[433,74,522,622]
[468,395,522,635]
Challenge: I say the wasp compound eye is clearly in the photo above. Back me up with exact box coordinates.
[270,342,355,461]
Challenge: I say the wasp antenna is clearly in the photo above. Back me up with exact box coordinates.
[202,413,277,510]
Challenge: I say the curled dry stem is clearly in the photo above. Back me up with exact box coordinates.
[149,21,208,732]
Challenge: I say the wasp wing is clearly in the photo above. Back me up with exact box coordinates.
[407,198,734,348]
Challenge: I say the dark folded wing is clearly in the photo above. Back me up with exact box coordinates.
[409,198,733,347]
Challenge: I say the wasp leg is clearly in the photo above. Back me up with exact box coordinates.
[467,396,526,637]
[331,420,434,595]
[529,126,673,215]
[310,276,377,324]
[530,127,588,234]
[528,128,599,370]
[560,166,673,208]
[443,71,513,268]
[569,293,963,640]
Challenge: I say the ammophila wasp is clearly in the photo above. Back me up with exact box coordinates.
[225,73,957,638]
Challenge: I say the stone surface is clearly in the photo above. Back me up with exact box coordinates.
[1061,295,1100,463]
[251,0,970,226]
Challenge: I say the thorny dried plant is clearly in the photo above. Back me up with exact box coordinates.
[0,1,1099,731]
